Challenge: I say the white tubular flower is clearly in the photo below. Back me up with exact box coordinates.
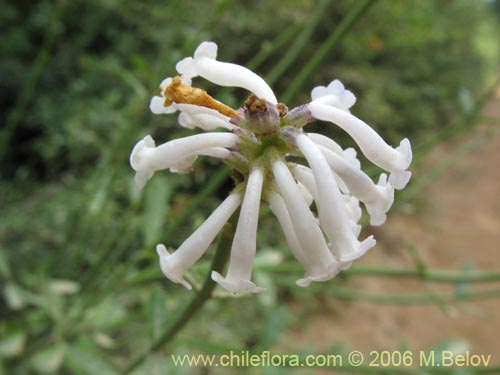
[294,132,376,263]
[311,79,356,112]
[272,158,342,284]
[268,191,333,287]
[343,194,363,224]
[289,164,318,200]
[176,42,278,104]
[130,132,238,189]
[156,193,242,290]
[307,132,361,169]
[316,144,394,226]
[169,147,232,174]
[308,102,412,189]
[297,182,314,207]
[133,41,412,293]
[212,168,266,293]
[290,163,360,225]
[178,112,234,131]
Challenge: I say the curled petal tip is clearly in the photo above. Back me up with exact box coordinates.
[211,271,266,294]
[150,96,176,114]
[130,135,156,188]
[296,262,344,287]
[194,41,218,60]
[368,212,387,226]
[134,171,153,190]
[397,138,413,167]
[156,244,192,290]
[339,236,376,263]
[389,170,412,190]
[176,57,197,77]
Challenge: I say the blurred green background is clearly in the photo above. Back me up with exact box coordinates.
[1,0,500,374]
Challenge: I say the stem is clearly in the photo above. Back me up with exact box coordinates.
[345,265,500,283]
[330,285,500,305]
[282,0,376,103]
[120,218,236,374]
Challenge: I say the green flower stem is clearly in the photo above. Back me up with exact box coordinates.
[264,0,331,86]
[0,0,66,161]
[330,285,500,305]
[127,264,500,287]
[265,263,500,283]
[282,0,376,103]
[120,217,236,375]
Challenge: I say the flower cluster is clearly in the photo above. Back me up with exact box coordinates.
[130,41,412,294]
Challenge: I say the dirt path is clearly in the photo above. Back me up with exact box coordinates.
[288,87,500,358]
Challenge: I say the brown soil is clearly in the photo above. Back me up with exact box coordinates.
[288,87,500,360]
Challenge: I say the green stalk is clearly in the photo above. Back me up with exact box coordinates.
[330,286,500,305]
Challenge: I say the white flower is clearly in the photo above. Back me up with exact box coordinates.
[306,132,361,170]
[311,79,356,112]
[176,42,278,104]
[156,193,242,290]
[131,41,412,294]
[314,143,394,226]
[308,101,412,189]
[211,167,266,293]
[130,132,238,189]
[292,132,376,262]
[272,158,343,285]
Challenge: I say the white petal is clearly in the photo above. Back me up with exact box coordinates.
[159,77,173,91]
[175,57,198,77]
[175,103,230,119]
[317,144,395,226]
[267,191,311,282]
[194,41,218,60]
[178,111,234,131]
[308,102,412,189]
[307,132,361,169]
[168,147,230,174]
[311,86,328,101]
[272,158,342,282]
[341,90,356,109]
[327,79,344,94]
[297,182,313,207]
[177,42,277,103]
[343,194,363,223]
[295,133,376,263]
[169,154,197,174]
[156,193,242,289]
[150,96,176,115]
[310,79,356,112]
[211,168,266,294]
[177,112,197,129]
[130,133,238,188]
[289,164,318,201]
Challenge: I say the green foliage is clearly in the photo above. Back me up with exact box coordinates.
[1,0,499,374]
